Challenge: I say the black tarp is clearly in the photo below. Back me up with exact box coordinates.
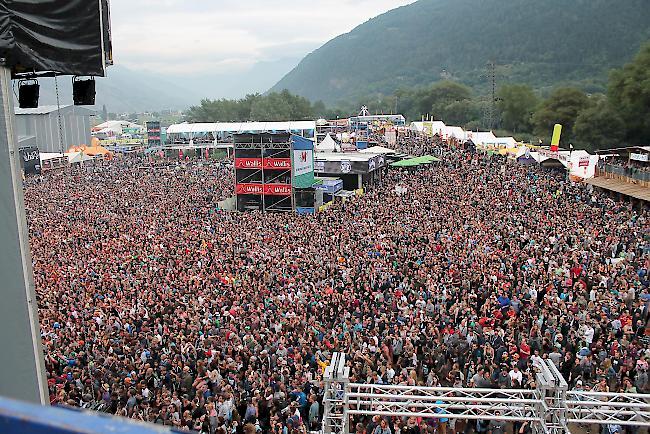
[0,0,109,76]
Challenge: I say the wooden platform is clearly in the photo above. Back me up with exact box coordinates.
[585,176,650,202]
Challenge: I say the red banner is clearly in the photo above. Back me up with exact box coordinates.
[263,158,291,169]
[264,184,292,196]
[235,158,291,169]
[235,183,292,196]
[235,158,262,169]
[236,183,264,195]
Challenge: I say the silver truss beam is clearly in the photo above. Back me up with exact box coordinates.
[322,353,650,434]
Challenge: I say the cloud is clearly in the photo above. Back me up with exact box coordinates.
[109,0,416,75]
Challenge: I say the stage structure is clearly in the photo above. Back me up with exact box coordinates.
[323,353,650,434]
[234,132,317,213]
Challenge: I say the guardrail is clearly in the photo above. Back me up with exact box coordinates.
[596,164,650,186]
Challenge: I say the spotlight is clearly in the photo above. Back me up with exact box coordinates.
[18,79,40,109]
[72,76,96,105]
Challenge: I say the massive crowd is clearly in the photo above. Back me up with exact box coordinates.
[24,134,649,434]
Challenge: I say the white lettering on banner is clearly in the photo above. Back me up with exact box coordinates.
[341,160,352,173]
[22,151,39,162]
[293,150,313,177]
[630,152,649,162]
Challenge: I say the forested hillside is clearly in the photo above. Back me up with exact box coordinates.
[271,0,650,105]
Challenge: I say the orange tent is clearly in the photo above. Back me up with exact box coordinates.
[66,144,113,159]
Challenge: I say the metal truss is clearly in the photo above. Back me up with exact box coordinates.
[345,384,543,422]
[322,353,650,434]
[566,391,650,426]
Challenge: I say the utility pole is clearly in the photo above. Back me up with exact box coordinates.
[487,60,496,131]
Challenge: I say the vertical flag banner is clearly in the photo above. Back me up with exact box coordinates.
[550,124,562,152]
[291,135,315,189]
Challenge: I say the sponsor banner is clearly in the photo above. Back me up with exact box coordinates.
[264,184,292,196]
[236,183,264,195]
[550,123,562,152]
[235,158,292,169]
[235,158,262,169]
[236,183,291,196]
[538,149,569,162]
[578,156,590,167]
[314,179,343,194]
[314,155,385,175]
[631,153,649,162]
[19,147,41,175]
[293,150,313,177]
[264,158,291,169]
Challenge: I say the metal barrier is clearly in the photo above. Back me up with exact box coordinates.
[322,353,650,434]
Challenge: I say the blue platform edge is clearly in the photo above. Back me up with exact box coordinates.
[0,396,188,434]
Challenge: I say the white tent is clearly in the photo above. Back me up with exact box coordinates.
[66,151,94,164]
[466,131,497,147]
[316,134,339,153]
[441,126,466,140]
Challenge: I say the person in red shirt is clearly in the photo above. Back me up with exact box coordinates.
[519,338,531,360]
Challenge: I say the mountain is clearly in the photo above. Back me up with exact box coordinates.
[29,66,198,114]
[270,0,650,105]
[30,55,304,114]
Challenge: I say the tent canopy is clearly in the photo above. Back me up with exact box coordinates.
[390,155,440,167]
[315,133,339,152]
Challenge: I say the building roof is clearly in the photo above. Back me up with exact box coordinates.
[315,152,379,162]
[595,145,650,154]
[15,105,95,116]
[359,145,396,154]
[166,121,316,135]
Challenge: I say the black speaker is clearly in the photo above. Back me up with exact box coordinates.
[18,81,40,108]
[73,78,96,105]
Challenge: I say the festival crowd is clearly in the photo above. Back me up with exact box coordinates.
[23,134,649,434]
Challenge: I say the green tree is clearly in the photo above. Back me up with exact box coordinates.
[497,84,538,133]
[532,87,589,143]
[573,98,626,151]
[420,81,472,119]
[439,99,480,127]
[608,43,650,144]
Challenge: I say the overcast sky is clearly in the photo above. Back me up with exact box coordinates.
[110,0,416,76]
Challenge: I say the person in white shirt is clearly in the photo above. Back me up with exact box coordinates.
[509,366,523,386]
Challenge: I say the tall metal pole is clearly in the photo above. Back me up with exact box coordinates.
[0,66,48,404]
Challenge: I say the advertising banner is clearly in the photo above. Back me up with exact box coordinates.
[19,147,41,176]
[236,183,264,195]
[264,184,292,196]
[550,124,562,152]
[291,135,315,189]
[235,158,262,169]
[314,155,385,175]
[631,153,649,162]
[236,183,292,196]
[264,158,292,170]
